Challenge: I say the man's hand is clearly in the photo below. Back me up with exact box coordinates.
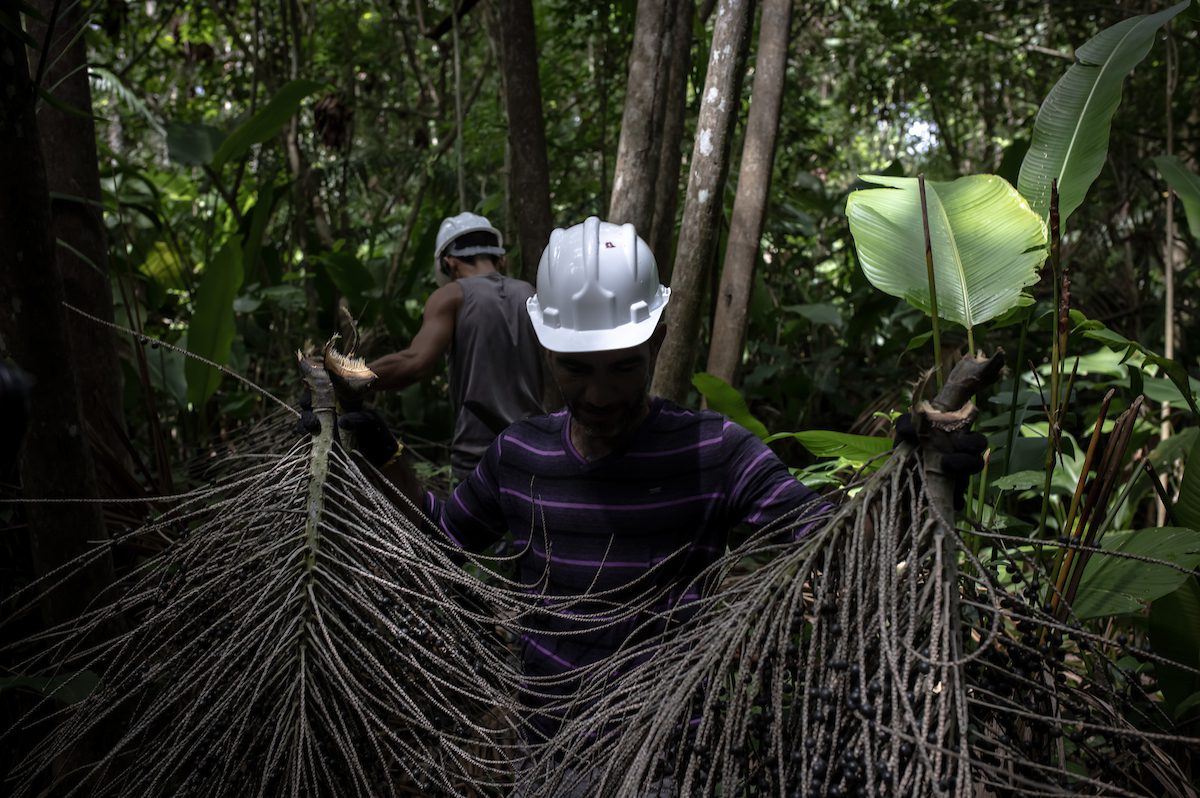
[895,413,987,510]
[337,408,401,468]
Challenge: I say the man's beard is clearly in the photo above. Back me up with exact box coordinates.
[570,395,648,440]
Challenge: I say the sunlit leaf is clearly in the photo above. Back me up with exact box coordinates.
[846,174,1047,331]
[1017,1,1189,224]
[764,430,893,465]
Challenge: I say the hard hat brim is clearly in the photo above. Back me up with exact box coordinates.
[526,294,669,354]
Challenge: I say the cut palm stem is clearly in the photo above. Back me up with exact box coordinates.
[918,174,944,387]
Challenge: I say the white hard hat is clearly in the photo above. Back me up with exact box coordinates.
[526,217,671,353]
[434,212,504,286]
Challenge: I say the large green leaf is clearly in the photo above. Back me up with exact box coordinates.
[845,174,1046,332]
[1072,526,1200,619]
[1150,578,1200,717]
[166,122,225,166]
[1017,1,1189,224]
[763,430,894,466]
[211,80,325,171]
[692,372,769,439]
[186,243,244,407]
[1155,154,1200,242]
[1073,311,1200,415]
[1176,435,1200,531]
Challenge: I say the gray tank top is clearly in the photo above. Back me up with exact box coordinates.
[449,273,544,479]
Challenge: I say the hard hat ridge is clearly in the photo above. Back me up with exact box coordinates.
[527,216,670,353]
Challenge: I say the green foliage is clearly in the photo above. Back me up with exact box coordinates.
[1150,578,1200,718]
[846,173,1046,336]
[1072,526,1200,619]
[211,79,325,171]
[1017,1,1190,224]
[1155,154,1200,241]
[692,372,769,438]
[185,242,243,407]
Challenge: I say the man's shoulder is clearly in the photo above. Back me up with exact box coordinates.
[500,410,567,443]
[648,398,729,432]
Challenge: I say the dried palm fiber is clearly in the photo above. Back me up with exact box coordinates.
[525,353,1199,797]
[1,348,534,797]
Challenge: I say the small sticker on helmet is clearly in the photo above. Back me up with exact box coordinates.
[604,241,615,249]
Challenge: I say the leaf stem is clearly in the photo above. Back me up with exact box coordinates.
[918,174,943,388]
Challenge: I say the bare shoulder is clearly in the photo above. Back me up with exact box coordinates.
[425,281,464,315]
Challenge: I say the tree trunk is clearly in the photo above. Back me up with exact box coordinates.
[0,6,113,627]
[608,0,677,235]
[649,0,695,273]
[651,0,755,404]
[705,0,791,385]
[27,0,131,493]
[497,0,554,283]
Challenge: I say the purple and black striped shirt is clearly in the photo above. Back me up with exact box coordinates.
[424,397,820,730]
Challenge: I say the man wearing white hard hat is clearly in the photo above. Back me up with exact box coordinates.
[366,212,543,481]
[358,216,823,744]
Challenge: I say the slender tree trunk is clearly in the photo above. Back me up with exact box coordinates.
[497,0,553,283]
[649,0,695,272]
[608,0,677,235]
[1158,27,1178,526]
[0,6,113,626]
[706,0,791,385]
[27,0,131,493]
[651,0,756,404]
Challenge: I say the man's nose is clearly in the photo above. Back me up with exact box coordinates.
[582,379,615,407]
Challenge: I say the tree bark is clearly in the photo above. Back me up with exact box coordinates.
[0,6,113,626]
[705,0,791,385]
[497,0,553,283]
[651,0,755,404]
[27,0,130,492]
[649,0,695,273]
[608,0,677,236]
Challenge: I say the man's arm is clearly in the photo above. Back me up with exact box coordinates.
[368,282,463,391]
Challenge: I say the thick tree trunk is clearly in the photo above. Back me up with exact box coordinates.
[27,0,130,491]
[705,0,791,385]
[497,0,554,283]
[649,0,695,273]
[608,0,677,235]
[0,7,113,626]
[651,0,755,404]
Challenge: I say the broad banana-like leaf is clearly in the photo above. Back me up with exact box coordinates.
[845,174,1047,332]
[1017,1,1189,224]
[1156,154,1200,242]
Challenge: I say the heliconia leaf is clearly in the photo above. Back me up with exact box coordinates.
[186,242,244,407]
[1017,1,1189,225]
[692,372,769,439]
[211,79,324,171]
[845,174,1047,332]
[1175,435,1200,532]
[1072,526,1200,619]
[763,430,894,465]
[1155,154,1200,242]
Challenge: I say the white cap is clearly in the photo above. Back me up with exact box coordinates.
[434,212,504,286]
[526,217,671,353]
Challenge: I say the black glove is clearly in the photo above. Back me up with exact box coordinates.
[337,408,400,468]
[895,412,987,510]
[295,390,322,436]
